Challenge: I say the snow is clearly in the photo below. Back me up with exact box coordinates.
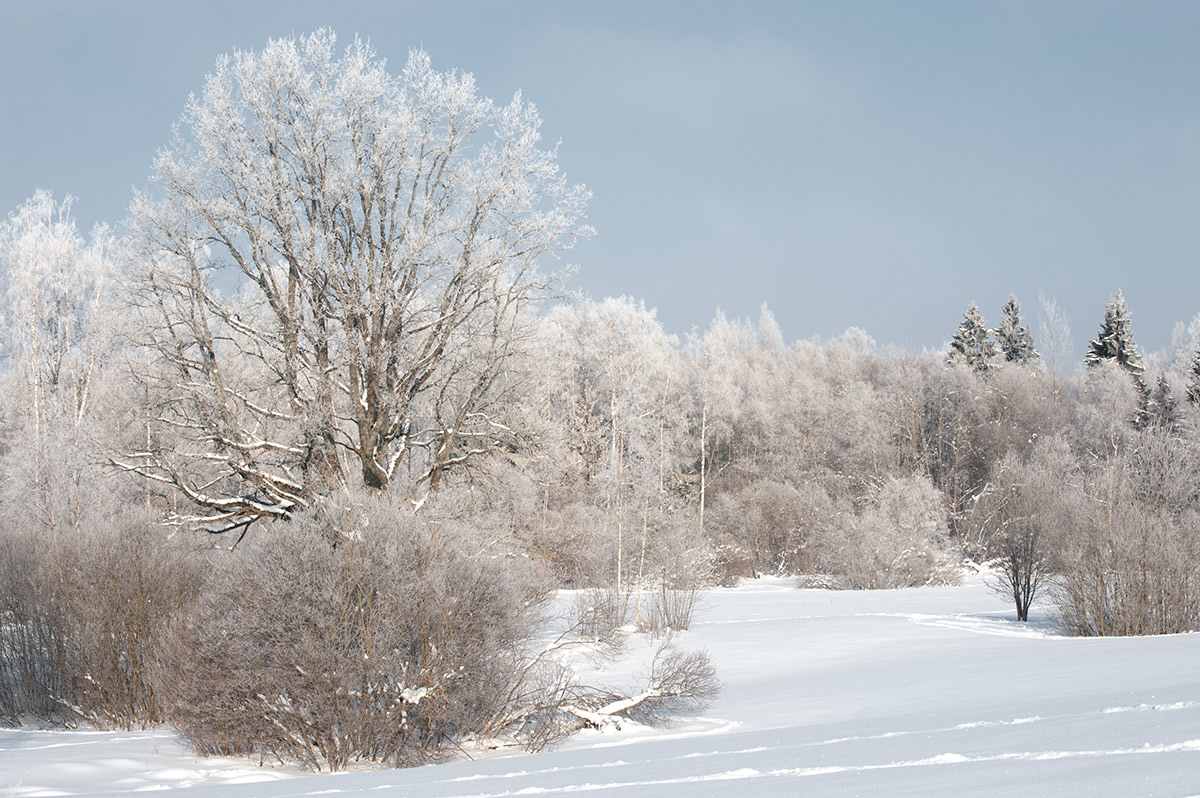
[0,728,296,795]
[3,575,1199,797]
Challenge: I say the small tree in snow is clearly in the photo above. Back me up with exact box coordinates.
[994,294,1038,365]
[974,449,1059,623]
[947,303,996,373]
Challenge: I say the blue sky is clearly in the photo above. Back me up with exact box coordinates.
[2,0,1199,358]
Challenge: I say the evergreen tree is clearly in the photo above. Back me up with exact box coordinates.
[1086,290,1149,418]
[1146,374,1181,432]
[947,303,997,372]
[1085,291,1143,377]
[994,294,1039,365]
[1187,349,1200,406]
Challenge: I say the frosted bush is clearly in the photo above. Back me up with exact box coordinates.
[818,475,958,589]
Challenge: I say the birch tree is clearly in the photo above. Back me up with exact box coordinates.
[534,298,677,619]
[120,32,590,533]
[0,190,114,530]
[1037,292,1073,400]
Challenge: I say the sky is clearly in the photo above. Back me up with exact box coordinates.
[2,0,1199,360]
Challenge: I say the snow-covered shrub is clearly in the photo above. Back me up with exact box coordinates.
[64,516,202,728]
[643,516,712,634]
[0,510,201,728]
[1051,430,1200,636]
[1054,504,1200,636]
[532,502,612,587]
[707,479,829,578]
[573,582,636,636]
[157,489,546,771]
[0,535,71,725]
[817,475,958,589]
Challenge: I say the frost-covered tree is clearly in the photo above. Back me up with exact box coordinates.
[531,297,680,616]
[1186,349,1200,406]
[976,444,1067,622]
[690,307,786,532]
[1085,291,1147,418]
[1085,291,1144,379]
[1146,374,1181,433]
[947,303,996,372]
[0,190,115,531]
[1167,313,1200,379]
[1037,293,1072,398]
[994,294,1038,365]
[818,474,955,590]
[0,191,113,422]
[119,32,591,533]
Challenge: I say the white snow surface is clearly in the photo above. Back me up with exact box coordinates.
[4,575,1200,797]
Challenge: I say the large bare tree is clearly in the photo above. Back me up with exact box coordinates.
[119,32,590,533]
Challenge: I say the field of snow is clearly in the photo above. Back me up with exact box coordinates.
[3,575,1200,797]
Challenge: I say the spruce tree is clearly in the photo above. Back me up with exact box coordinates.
[1187,349,1200,406]
[1146,374,1181,432]
[994,294,1039,365]
[947,303,997,372]
[1086,290,1149,417]
[1085,290,1143,377]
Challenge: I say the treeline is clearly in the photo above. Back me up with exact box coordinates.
[3,30,1200,770]
[512,292,1200,630]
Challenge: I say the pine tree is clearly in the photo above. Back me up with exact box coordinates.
[994,294,1039,365]
[1086,290,1149,418]
[947,303,997,372]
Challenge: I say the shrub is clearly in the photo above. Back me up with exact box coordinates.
[641,517,711,634]
[1047,429,1200,636]
[816,475,958,589]
[0,535,71,724]
[156,490,545,770]
[707,480,827,578]
[1053,498,1200,636]
[0,511,201,728]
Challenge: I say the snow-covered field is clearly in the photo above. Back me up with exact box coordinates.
[4,575,1200,797]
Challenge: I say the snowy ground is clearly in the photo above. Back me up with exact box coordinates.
[4,575,1200,797]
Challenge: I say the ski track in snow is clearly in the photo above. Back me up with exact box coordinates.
[431,741,1200,798]
[414,701,1200,794]
[901,611,1062,638]
[228,740,1200,798]
[446,761,633,784]
[698,609,1060,639]
[175,703,1200,798]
